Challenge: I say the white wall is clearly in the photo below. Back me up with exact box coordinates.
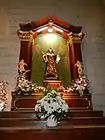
[0,0,105,114]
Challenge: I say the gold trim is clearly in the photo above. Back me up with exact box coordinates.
[48,20,54,26]
[68,32,83,44]
[17,30,34,41]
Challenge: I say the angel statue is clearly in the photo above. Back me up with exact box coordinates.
[42,48,60,79]
[18,59,27,73]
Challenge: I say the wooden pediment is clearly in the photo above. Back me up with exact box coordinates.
[19,15,82,33]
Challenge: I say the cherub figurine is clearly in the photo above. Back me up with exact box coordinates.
[18,59,27,73]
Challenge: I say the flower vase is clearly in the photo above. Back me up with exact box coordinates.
[46,115,57,127]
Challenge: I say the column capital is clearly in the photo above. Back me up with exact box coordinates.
[17,30,34,41]
[68,32,84,44]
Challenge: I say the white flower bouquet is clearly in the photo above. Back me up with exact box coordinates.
[35,89,70,120]
[15,71,35,95]
[0,81,8,111]
[68,75,88,96]
[0,101,5,112]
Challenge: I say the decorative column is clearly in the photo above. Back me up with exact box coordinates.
[68,32,84,80]
[17,30,34,80]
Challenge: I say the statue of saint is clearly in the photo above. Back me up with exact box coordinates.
[42,48,60,79]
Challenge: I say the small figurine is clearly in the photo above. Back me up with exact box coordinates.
[18,59,27,73]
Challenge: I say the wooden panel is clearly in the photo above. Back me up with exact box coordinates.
[15,98,37,109]
[65,98,90,109]
[11,92,92,111]
[12,96,90,111]
[43,80,62,88]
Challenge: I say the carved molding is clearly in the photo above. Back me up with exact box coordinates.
[68,32,84,45]
[48,20,54,26]
[17,30,34,41]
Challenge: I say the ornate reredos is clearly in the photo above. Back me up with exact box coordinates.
[17,15,84,86]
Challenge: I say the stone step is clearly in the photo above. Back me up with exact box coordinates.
[0,110,103,118]
[0,117,105,127]
[0,123,105,140]
[71,117,105,125]
[71,110,103,117]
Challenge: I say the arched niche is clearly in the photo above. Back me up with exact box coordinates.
[17,15,84,87]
